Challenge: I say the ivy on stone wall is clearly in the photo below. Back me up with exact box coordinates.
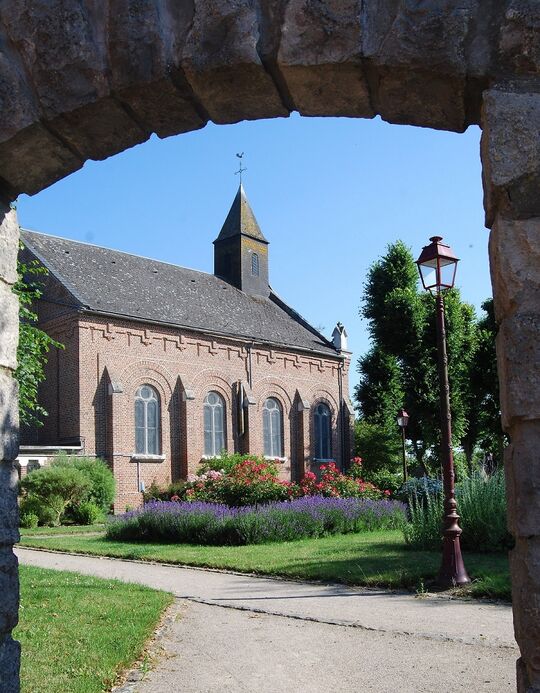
[13,249,63,427]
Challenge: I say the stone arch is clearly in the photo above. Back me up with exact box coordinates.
[0,3,538,690]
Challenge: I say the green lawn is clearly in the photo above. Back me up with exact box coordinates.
[19,530,511,600]
[16,565,173,693]
[19,524,106,537]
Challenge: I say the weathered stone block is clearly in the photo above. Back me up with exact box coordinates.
[0,123,82,196]
[496,315,540,427]
[498,0,540,76]
[49,98,149,162]
[510,538,540,690]
[277,0,373,118]
[505,422,540,537]
[489,216,540,322]
[116,78,206,140]
[0,635,20,693]
[0,0,109,119]
[107,0,205,138]
[375,69,466,132]
[182,0,289,123]
[0,205,18,286]
[481,90,540,226]
[0,548,18,632]
[361,0,476,130]
[0,374,18,465]
[0,27,40,144]
[0,286,18,371]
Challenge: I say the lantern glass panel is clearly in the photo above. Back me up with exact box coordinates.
[419,262,438,290]
[439,260,457,288]
[397,416,407,427]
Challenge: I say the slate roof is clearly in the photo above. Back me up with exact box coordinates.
[214,184,268,244]
[21,229,337,357]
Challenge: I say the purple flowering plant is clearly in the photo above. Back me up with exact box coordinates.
[107,496,406,546]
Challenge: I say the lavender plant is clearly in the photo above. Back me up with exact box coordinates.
[106,497,406,546]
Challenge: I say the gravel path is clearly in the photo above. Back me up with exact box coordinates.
[16,547,517,692]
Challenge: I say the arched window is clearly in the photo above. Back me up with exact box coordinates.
[251,252,259,276]
[135,385,160,455]
[314,403,331,459]
[263,397,283,458]
[204,391,226,456]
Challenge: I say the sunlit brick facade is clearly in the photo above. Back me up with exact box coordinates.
[21,186,353,510]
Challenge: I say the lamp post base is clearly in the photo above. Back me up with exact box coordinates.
[437,535,471,588]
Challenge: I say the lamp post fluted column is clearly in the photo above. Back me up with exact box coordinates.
[435,290,470,587]
[415,235,470,588]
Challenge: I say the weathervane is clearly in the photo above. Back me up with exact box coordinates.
[235,152,247,185]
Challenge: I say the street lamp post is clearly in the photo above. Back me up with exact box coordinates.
[416,236,470,588]
[396,409,409,483]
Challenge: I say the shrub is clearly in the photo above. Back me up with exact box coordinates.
[402,492,443,550]
[361,469,404,496]
[20,494,65,527]
[20,512,39,529]
[198,452,265,476]
[147,458,388,506]
[107,497,407,546]
[395,477,442,504]
[20,466,92,525]
[314,462,386,500]
[455,471,511,552]
[403,470,511,552]
[73,501,103,526]
[51,454,115,513]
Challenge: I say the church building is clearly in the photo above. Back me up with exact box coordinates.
[20,185,353,510]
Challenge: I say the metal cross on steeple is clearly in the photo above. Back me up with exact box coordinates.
[235,152,247,185]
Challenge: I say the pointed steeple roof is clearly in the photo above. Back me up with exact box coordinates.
[214,184,268,244]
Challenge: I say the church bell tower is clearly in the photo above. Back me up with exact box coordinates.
[213,184,270,298]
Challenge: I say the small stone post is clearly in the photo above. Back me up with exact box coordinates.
[0,200,21,691]
[482,89,540,692]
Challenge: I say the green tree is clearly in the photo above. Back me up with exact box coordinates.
[461,299,503,469]
[355,241,494,476]
[13,253,63,427]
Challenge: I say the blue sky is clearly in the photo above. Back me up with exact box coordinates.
[17,113,491,372]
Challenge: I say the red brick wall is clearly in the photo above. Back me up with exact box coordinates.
[29,309,353,511]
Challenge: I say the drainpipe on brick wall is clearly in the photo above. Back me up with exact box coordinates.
[338,359,345,471]
[247,341,254,389]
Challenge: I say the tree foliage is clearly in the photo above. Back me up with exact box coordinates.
[355,241,500,475]
[13,253,63,427]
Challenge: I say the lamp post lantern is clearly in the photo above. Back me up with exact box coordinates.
[396,409,409,483]
[416,236,470,588]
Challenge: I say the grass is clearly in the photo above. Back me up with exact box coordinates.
[19,529,511,600]
[19,524,106,537]
[16,565,173,693]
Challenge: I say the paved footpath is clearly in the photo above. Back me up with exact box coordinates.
[16,548,517,693]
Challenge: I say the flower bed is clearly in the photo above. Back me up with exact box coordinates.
[107,496,406,546]
[144,456,389,507]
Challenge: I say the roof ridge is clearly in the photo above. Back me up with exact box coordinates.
[269,290,337,351]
